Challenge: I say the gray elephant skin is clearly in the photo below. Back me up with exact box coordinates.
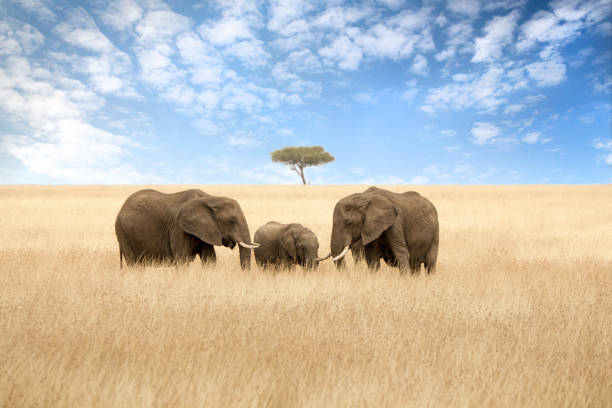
[115,189,258,269]
[254,222,320,269]
[328,187,439,274]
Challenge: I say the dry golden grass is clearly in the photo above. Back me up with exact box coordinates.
[0,185,610,407]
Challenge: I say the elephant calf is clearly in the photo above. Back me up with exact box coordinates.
[254,222,324,270]
[115,189,259,269]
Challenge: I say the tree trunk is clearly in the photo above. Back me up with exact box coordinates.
[298,164,306,185]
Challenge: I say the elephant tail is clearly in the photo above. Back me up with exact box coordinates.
[119,247,123,269]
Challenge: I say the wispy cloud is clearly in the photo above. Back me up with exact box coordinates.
[471,10,520,63]
[593,138,612,165]
[471,122,501,145]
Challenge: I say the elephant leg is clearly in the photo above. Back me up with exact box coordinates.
[425,241,438,274]
[171,234,197,267]
[351,239,364,265]
[364,244,381,271]
[199,244,216,266]
[383,224,410,273]
[409,257,421,274]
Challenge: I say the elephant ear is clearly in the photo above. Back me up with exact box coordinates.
[361,195,399,246]
[177,198,222,246]
[280,230,297,260]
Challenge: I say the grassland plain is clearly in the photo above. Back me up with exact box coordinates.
[0,185,610,407]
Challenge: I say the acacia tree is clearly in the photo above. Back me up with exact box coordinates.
[270,146,335,185]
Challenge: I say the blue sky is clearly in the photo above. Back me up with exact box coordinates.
[0,0,610,185]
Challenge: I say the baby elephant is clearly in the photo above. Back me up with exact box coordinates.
[254,222,324,269]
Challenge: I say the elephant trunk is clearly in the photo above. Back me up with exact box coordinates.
[239,245,251,270]
[236,225,254,271]
[330,224,349,268]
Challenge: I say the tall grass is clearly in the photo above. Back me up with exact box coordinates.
[0,185,610,407]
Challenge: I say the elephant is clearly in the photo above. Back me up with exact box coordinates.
[323,187,439,274]
[253,222,324,270]
[114,189,259,269]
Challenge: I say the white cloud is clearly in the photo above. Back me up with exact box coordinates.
[471,122,501,145]
[452,73,471,82]
[175,32,224,84]
[98,0,142,31]
[136,9,190,45]
[9,0,56,21]
[200,16,254,46]
[193,117,225,136]
[378,0,405,10]
[525,47,566,86]
[76,55,133,95]
[277,128,295,137]
[593,139,612,150]
[524,94,546,103]
[409,176,430,184]
[319,35,363,70]
[226,133,261,147]
[483,0,528,11]
[435,22,474,61]
[353,92,378,104]
[355,24,412,60]
[224,40,270,68]
[522,131,540,143]
[0,18,152,183]
[517,11,575,50]
[517,0,611,50]
[421,64,524,113]
[472,11,520,63]
[267,0,313,34]
[441,129,457,137]
[410,54,428,75]
[504,103,524,114]
[53,8,137,96]
[271,62,321,100]
[286,48,322,72]
[313,6,372,30]
[448,0,481,17]
[221,84,263,112]
[55,8,117,53]
[590,70,612,93]
[593,138,612,165]
[0,19,45,56]
[400,80,418,103]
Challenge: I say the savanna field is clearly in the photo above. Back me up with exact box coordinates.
[0,185,610,407]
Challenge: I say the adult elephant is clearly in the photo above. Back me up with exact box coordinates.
[324,187,439,274]
[115,189,259,269]
[254,222,324,270]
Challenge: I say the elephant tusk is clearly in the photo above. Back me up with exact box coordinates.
[239,241,261,249]
[332,246,349,261]
[315,253,332,262]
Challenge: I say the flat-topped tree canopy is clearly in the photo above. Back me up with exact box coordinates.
[271,146,335,185]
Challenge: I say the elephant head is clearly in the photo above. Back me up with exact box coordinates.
[280,224,321,269]
[327,193,399,267]
[177,196,257,269]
